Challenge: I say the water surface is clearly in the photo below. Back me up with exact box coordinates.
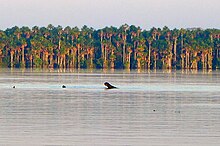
[0,69,220,146]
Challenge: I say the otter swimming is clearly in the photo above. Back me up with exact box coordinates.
[104,82,117,89]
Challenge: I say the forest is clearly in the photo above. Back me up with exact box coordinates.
[0,24,220,70]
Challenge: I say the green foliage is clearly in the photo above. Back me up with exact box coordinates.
[0,25,220,69]
[95,58,103,69]
[34,58,42,68]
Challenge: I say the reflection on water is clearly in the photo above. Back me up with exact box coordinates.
[0,69,220,146]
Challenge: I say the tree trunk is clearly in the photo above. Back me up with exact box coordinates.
[29,55,33,68]
[58,39,61,50]
[181,54,185,69]
[49,54,53,68]
[168,41,172,69]
[204,53,207,69]
[71,48,77,68]
[57,55,60,68]
[123,37,126,65]
[185,51,190,69]
[173,38,177,68]
[21,46,25,67]
[63,55,66,68]
[148,43,151,69]
[133,42,137,61]
[168,57,172,69]
[137,58,141,69]
[72,53,76,68]
[201,52,205,69]
[103,45,108,68]
[100,31,104,59]
[77,44,81,69]
[191,52,198,69]
[208,48,213,69]
[110,59,114,69]
[10,51,14,68]
[153,52,157,69]
[128,52,131,69]
[90,52,94,69]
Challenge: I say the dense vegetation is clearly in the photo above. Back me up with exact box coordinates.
[0,24,220,70]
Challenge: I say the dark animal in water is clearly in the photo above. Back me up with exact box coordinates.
[62,85,66,88]
[13,86,15,88]
[104,82,117,89]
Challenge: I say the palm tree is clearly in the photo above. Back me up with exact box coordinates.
[171,29,179,68]
[18,38,27,67]
[102,40,108,68]
[31,37,43,68]
[147,37,153,69]
[0,31,7,66]
[124,43,132,69]
[76,35,86,68]
[119,24,129,67]
[1,25,220,70]
[8,38,17,68]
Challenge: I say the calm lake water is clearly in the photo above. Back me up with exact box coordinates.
[0,69,220,146]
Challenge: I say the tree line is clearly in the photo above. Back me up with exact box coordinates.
[0,24,220,70]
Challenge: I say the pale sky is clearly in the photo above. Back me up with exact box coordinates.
[1,0,220,30]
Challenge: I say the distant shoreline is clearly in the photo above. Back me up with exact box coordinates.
[0,25,220,70]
